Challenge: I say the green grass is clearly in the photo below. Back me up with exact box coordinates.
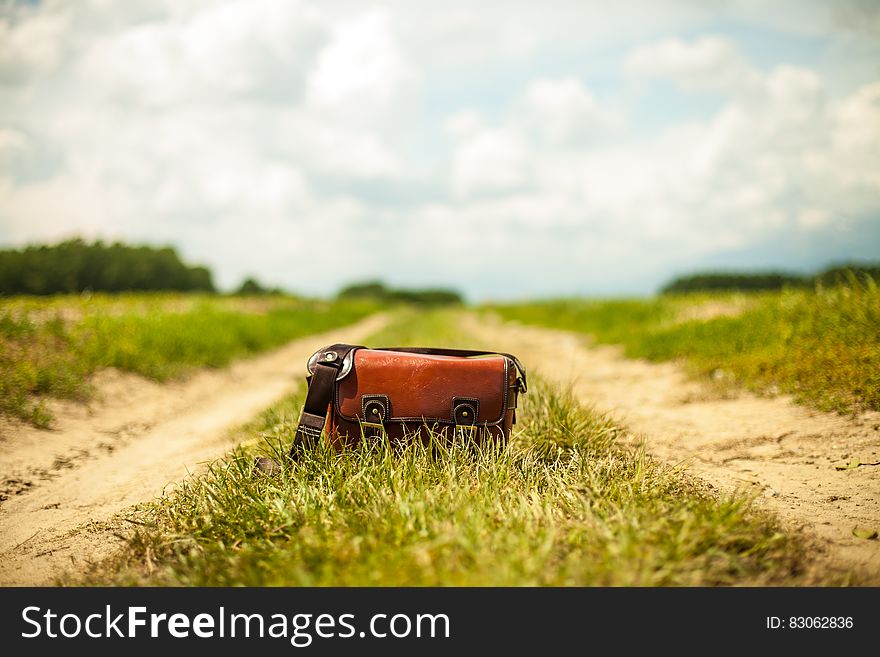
[491,282,880,414]
[0,294,378,427]
[93,311,830,587]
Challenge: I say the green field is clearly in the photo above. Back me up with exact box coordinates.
[6,282,874,429]
[0,294,377,427]
[3,289,873,586]
[490,282,880,414]
[91,311,834,587]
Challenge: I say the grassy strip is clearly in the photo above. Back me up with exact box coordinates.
[96,311,828,586]
[0,294,378,427]
[491,283,880,414]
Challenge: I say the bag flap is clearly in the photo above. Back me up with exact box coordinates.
[334,349,512,425]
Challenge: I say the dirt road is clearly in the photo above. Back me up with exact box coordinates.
[3,310,876,585]
[466,315,880,581]
[0,314,387,585]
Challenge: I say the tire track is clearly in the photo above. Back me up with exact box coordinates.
[0,313,387,585]
[464,314,880,581]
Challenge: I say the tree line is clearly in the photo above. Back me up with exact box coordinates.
[661,263,880,294]
[0,239,215,295]
[338,280,463,306]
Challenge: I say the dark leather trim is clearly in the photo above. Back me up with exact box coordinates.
[291,343,363,455]
[507,384,521,408]
[361,394,391,422]
[452,397,480,425]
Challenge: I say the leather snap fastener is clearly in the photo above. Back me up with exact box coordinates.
[452,398,479,426]
[325,352,338,362]
[362,394,390,424]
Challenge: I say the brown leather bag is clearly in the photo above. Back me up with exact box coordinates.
[291,343,527,453]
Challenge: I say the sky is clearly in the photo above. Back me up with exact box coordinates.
[1,0,879,299]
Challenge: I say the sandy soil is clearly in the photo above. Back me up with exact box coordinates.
[0,314,387,585]
[671,298,751,324]
[466,315,880,581]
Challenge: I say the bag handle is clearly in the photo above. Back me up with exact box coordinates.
[288,344,526,459]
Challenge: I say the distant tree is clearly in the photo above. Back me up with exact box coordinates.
[389,288,463,306]
[814,263,880,286]
[661,263,880,295]
[661,271,807,294]
[0,238,215,295]
[337,280,462,306]
[186,266,214,292]
[338,281,389,299]
[237,277,268,295]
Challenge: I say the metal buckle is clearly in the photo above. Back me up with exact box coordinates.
[307,348,354,380]
[359,419,386,442]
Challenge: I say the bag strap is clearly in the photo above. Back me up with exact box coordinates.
[291,343,362,455]
[290,344,527,458]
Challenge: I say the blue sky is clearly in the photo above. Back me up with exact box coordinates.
[1,0,878,298]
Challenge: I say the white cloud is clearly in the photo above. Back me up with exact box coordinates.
[625,35,762,94]
[1,2,878,296]
[442,37,880,284]
[798,208,831,229]
[0,128,28,167]
[450,76,623,199]
[78,0,323,107]
[444,110,484,139]
[829,81,880,189]
[306,9,413,109]
[0,10,67,82]
[291,120,404,179]
[518,77,618,145]
[451,127,529,199]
